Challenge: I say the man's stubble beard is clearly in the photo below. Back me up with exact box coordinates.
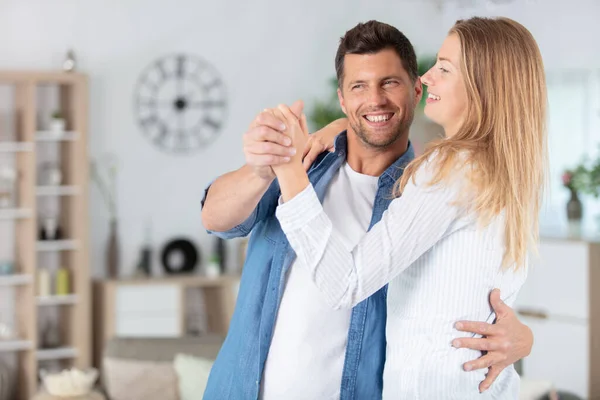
[349,109,414,150]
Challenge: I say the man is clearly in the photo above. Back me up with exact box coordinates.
[201,20,533,400]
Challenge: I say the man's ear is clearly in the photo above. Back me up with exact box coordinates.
[337,87,347,115]
[414,77,423,109]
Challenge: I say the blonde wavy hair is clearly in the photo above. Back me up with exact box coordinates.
[395,17,548,270]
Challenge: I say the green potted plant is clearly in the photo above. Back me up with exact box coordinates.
[50,110,66,134]
[564,149,600,199]
[308,77,346,131]
[562,149,600,235]
[205,254,221,278]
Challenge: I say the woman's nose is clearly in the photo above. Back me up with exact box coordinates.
[421,71,433,87]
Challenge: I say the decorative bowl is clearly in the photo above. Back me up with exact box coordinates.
[40,368,98,397]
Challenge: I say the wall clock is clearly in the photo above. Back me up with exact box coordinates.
[134,53,227,154]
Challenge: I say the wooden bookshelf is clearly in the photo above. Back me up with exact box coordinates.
[0,70,90,400]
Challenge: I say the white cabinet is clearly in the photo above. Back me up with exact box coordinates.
[514,237,600,399]
[114,285,181,337]
[520,316,588,398]
[93,275,239,367]
[518,241,589,320]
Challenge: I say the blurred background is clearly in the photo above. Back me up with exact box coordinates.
[0,0,598,399]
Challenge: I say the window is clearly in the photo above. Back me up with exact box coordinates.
[539,69,600,234]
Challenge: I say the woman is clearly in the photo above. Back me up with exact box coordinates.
[271,17,546,399]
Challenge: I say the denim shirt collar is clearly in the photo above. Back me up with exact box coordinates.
[331,130,415,186]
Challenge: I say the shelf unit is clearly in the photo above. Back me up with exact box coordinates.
[0,340,33,352]
[0,274,32,286]
[36,185,80,196]
[36,294,78,306]
[0,142,34,153]
[0,70,90,400]
[0,208,32,220]
[36,239,79,252]
[35,131,79,142]
[36,346,77,361]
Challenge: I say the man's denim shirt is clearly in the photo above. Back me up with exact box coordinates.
[201,132,415,400]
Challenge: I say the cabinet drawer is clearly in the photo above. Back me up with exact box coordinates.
[115,313,181,337]
[116,284,180,313]
[520,316,588,399]
[516,240,588,320]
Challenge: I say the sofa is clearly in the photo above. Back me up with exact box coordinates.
[100,335,224,400]
[99,335,584,400]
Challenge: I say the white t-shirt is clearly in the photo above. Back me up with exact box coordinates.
[260,162,379,400]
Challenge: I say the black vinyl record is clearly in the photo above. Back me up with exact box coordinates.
[161,238,199,274]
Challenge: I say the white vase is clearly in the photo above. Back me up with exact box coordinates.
[43,218,59,240]
[50,118,65,135]
[37,269,51,297]
[46,168,62,186]
[205,261,220,277]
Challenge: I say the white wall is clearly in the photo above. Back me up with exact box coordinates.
[0,0,446,277]
[2,0,596,277]
[440,0,600,69]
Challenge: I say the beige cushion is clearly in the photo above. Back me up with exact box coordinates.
[32,390,106,400]
[104,335,223,362]
[173,354,214,400]
[103,357,178,400]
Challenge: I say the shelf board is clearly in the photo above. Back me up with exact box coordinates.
[0,274,32,286]
[36,239,79,252]
[36,294,78,306]
[0,339,33,352]
[110,274,241,288]
[36,346,77,360]
[0,71,86,83]
[0,142,34,152]
[36,185,80,196]
[0,208,32,220]
[35,131,79,142]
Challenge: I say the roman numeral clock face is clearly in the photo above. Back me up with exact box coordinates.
[134,54,227,153]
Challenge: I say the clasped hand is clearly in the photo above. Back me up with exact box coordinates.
[267,103,309,176]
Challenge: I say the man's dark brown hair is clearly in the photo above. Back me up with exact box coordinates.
[335,20,419,87]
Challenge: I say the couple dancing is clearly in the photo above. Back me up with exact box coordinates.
[202,16,546,399]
